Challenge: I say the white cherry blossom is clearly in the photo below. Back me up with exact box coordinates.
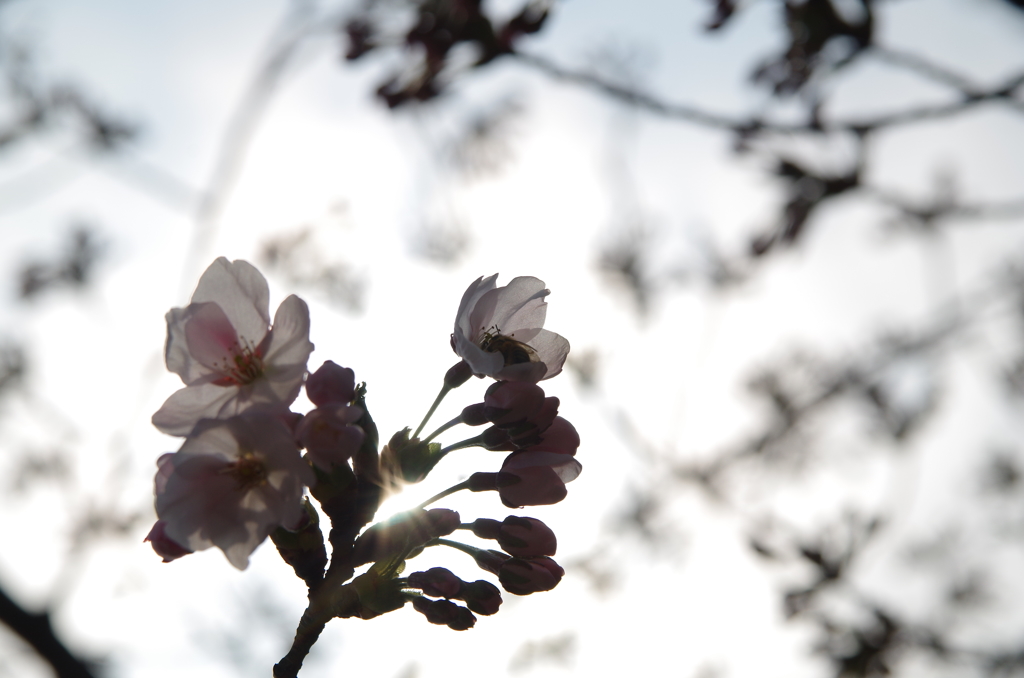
[152,257,314,436]
[154,409,315,570]
[452,275,569,382]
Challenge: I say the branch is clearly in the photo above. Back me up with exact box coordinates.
[512,51,1024,135]
[0,583,98,678]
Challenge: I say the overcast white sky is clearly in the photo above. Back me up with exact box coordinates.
[1,1,1023,677]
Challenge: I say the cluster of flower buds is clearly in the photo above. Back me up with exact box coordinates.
[145,261,581,678]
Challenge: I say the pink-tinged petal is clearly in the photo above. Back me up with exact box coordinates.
[456,274,497,338]
[489,277,548,334]
[145,521,193,562]
[263,295,314,368]
[190,258,270,345]
[183,302,240,370]
[152,384,237,436]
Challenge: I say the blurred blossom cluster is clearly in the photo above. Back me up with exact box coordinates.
[145,258,580,677]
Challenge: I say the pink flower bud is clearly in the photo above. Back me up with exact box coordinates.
[460,580,502,615]
[470,516,557,557]
[145,520,192,563]
[520,416,579,455]
[483,381,546,426]
[306,361,356,406]
[498,556,564,595]
[444,360,474,388]
[295,405,364,470]
[460,403,490,426]
[472,548,512,575]
[496,451,582,507]
[408,567,463,598]
[412,597,476,630]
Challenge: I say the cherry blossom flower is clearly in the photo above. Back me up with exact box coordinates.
[452,274,569,382]
[154,409,315,570]
[152,257,314,436]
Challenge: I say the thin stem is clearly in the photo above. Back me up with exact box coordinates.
[431,537,482,558]
[416,479,472,510]
[440,433,487,456]
[412,383,452,439]
[424,414,462,444]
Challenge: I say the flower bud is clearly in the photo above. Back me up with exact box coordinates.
[498,557,564,595]
[497,451,582,507]
[444,360,474,388]
[520,416,580,456]
[483,381,545,427]
[481,426,515,450]
[306,361,356,406]
[296,405,365,471]
[412,597,476,630]
[145,520,192,563]
[506,397,560,446]
[460,403,490,426]
[470,516,557,557]
[461,580,502,615]
[408,567,463,598]
[472,548,512,575]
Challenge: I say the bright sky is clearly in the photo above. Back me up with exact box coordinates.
[0,0,1023,677]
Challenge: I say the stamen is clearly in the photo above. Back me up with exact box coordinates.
[221,450,268,491]
[211,335,266,386]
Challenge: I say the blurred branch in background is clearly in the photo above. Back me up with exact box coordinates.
[333,2,1024,677]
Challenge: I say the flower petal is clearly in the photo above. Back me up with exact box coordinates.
[456,274,497,338]
[152,383,237,436]
[183,302,240,371]
[488,276,548,335]
[191,258,270,346]
[263,295,314,373]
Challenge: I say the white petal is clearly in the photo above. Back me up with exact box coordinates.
[456,274,498,337]
[164,306,215,384]
[454,326,504,377]
[529,329,570,380]
[263,295,314,370]
[191,258,270,346]
[151,383,237,436]
[490,276,548,333]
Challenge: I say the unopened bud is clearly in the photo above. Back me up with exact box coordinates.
[444,360,473,389]
[461,580,502,615]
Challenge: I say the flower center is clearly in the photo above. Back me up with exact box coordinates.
[480,326,540,366]
[212,336,265,386]
[222,450,268,491]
